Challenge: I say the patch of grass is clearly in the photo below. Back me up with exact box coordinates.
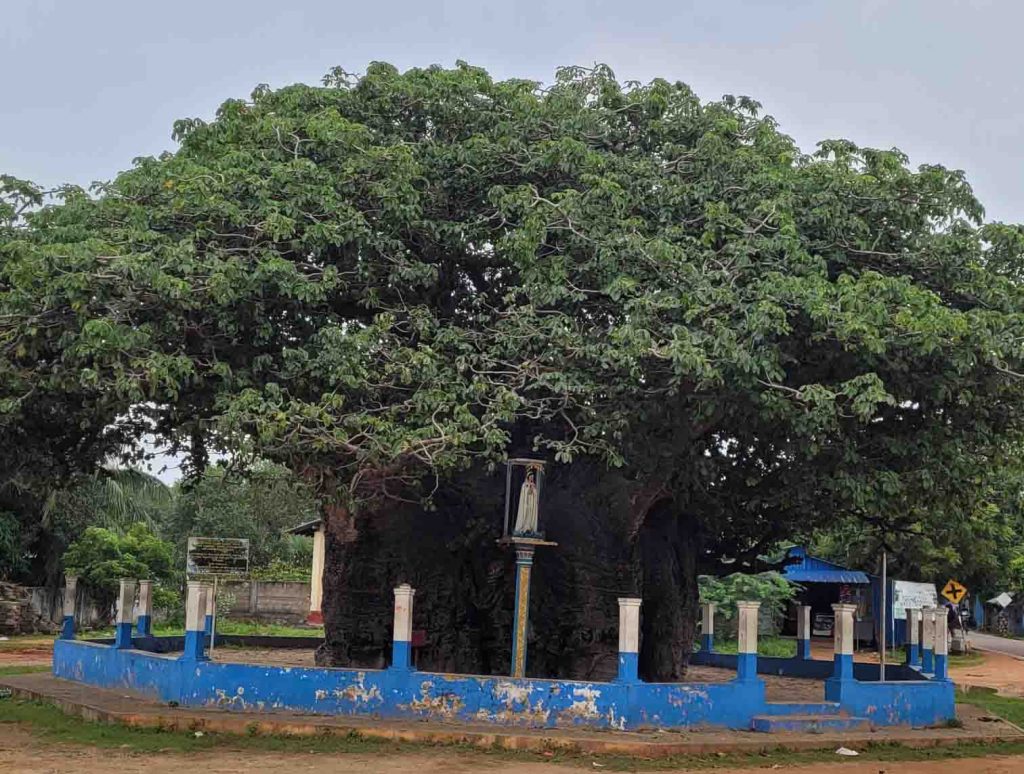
[0,665,50,676]
[5,697,1024,771]
[957,686,1024,728]
[949,651,986,668]
[80,619,324,639]
[0,698,394,754]
[0,635,54,652]
[214,619,323,638]
[712,636,796,658]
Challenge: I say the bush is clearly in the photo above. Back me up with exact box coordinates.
[699,571,799,622]
[63,523,178,620]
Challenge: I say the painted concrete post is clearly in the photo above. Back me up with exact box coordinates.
[61,574,78,640]
[905,608,921,667]
[934,609,949,680]
[510,546,535,678]
[796,605,812,660]
[203,582,216,637]
[735,601,760,681]
[135,579,153,636]
[828,603,857,684]
[182,581,208,661]
[114,579,136,649]
[700,602,715,653]
[308,525,326,624]
[391,583,415,670]
[616,597,642,683]
[921,607,936,674]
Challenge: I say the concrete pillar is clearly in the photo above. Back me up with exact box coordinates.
[308,526,326,624]
[616,598,642,683]
[829,603,857,683]
[391,583,415,670]
[181,581,208,661]
[735,601,760,681]
[135,580,153,636]
[203,582,216,637]
[934,609,949,680]
[114,579,136,649]
[921,607,936,674]
[61,574,78,640]
[700,602,715,653]
[796,605,812,660]
[905,608,921,666]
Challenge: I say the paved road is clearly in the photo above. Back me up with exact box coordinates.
[971,631,1024,658]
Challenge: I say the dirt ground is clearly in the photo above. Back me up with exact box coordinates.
[950,650,1024,697]
[1,723,1023,774]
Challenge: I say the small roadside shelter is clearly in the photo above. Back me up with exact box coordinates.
[781,547,871,639]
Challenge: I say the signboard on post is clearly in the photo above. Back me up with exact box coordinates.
[941,578,967,605]
[186,537,249,579]
[892,580,938,620]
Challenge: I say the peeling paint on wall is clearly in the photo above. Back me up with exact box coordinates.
[52,638,955,731]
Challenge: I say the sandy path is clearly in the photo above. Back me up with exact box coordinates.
[2,724,1024,773]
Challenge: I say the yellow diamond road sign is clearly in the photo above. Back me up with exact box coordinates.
[941,579,967,605]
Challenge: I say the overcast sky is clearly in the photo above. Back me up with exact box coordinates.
[4,0,1022,480]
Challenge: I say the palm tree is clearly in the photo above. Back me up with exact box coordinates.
[43,467,174,533]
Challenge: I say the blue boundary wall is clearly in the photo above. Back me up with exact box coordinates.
[53,639,763,730]
[690,647,953,727]
[691,650,922,681]
[53,636,954,730]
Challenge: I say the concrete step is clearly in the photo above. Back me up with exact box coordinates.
[762,702,840,716]
[751,714,869,733]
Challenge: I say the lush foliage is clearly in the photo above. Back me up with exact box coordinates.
[3,63,1024,668]
[159,463,316,570]
[63,524,177,613]
[698,572,798,621]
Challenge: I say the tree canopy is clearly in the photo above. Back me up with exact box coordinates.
[3,64,1024,662]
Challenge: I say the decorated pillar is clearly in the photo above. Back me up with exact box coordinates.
[829,603,857,683]
[796,604,812,660]
[135,579,153,636]
[114,579,136,649]
[921,607,936,674]
[934,609,949,680]
[511,547,535,677]
[181,581,208,661]
[700,602,715,653]
[735,600,760,681]
[308,525,326,624]
[905,608,921,666]
[616,598,642,683]
[391,583,415,670]
[61,574,78,640]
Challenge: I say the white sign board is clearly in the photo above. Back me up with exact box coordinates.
[892,580,938,620]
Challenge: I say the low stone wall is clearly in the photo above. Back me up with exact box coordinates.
[0,583,58,635]
[217,581,309,623]
[691,649,925,682]
[26,585,110,629]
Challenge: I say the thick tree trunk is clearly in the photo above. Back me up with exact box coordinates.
[637,499,701,681]
[316,462,701,682]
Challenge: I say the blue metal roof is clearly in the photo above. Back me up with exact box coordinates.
[782,547,870,585]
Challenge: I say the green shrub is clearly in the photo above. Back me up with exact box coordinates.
[63,523,178,620]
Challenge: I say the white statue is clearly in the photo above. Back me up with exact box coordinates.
[513,467,540,535]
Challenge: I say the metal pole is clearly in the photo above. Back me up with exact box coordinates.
[880,550,887,682]
[210,576,218,656]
